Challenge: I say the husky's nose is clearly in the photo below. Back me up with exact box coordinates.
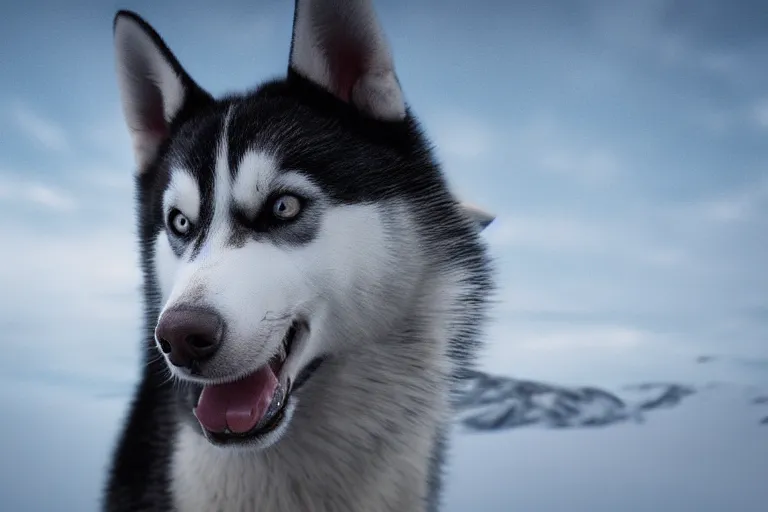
[155,306,224,369]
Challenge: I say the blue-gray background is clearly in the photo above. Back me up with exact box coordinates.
[1,0,767,510]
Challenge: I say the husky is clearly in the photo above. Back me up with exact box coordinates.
[104,1,494,511]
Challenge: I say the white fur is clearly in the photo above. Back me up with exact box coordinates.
[169,260,465,512]
[171,360,445,512]
[210,109,235,232]
[163,168,201,224]
[231,151,279,214]
[113,15,188,172]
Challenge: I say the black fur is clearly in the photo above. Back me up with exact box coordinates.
[104,7,493,511]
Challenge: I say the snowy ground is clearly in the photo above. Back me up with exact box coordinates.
[0,357,765,512]
[446,382,768,512]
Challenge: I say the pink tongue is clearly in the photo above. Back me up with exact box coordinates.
[194,366,279,434]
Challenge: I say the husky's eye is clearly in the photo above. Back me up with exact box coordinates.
[272,194,302,220]
[169,209,191,236]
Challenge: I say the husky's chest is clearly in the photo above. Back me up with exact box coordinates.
[171,425,298,512]
[170,424,427,512]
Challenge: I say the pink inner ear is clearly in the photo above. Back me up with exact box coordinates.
[146,105,170,141]
[326,35,368,103]
[151,125,169,143]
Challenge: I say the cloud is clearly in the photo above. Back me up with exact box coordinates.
[477,317,685,386]
[487,215,604,251]
[9,102,68,152]
[685,174,768,224]
[23,183,77,211]
[490,114,627,186]
[485,169,768,281]
[512,324,652,351]
[537,147,621,183]
[750,99,768,129]
[485,213,688,269]
[699,197,752,223]
[0,219,141,373]
[79,104,136,167]
[478,168,768,370]
[427,111,495,160]
[0,223,139,321]
[0,173,77,211]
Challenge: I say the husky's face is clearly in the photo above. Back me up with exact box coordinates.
[113,1,493,451]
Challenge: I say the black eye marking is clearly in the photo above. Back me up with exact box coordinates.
[233,192,308,233]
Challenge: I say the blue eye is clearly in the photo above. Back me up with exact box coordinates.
[272,195,302,220]
[169,209,191,235]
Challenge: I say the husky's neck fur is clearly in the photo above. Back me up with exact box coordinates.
[169,265,483,512]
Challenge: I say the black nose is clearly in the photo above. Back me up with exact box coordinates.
[155,306,224,369]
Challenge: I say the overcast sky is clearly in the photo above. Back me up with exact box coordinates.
[0,0,767,509]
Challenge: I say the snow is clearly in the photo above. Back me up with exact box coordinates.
[0,381,126,512]
[445,385,768,512]
[0,363,766,511]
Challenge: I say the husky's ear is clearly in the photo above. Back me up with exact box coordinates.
[289,0,406,122]
[461,203,495,232]
[113,11,214,173]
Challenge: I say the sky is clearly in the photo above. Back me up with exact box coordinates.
[0,0,767,509]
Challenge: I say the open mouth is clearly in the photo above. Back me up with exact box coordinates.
[192,319,324,446]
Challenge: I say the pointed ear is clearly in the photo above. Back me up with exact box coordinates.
[113,11,214,173]
[460,203,495,232]
[289,0,406,122]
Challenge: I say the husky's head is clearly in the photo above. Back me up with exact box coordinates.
[113,0,493,451]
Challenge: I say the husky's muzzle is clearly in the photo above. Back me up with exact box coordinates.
[155,306,325,446]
